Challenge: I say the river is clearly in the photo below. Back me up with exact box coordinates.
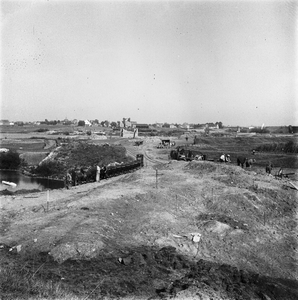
[0,170,64,192]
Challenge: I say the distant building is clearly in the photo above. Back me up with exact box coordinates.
[15,121,24,126]
[136,123,149,129]
[85,120,92,126]
[182,123,190,130]
[120,128,138,138]
[125,120,131,128]
[130,121,137,128]
[0,120,10,125]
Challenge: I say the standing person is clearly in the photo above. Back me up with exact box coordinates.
[96,165,101,182]
[102,165,107,179]
[265,162,273,175]
[71,168,77,186]
[65,171,72,189]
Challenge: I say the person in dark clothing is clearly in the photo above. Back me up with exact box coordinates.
[102,165,107,179]
[71,169,77,186]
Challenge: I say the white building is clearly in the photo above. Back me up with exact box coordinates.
[85,120,92,126]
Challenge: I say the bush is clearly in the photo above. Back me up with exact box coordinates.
[249,128,270,134]
[0,150,22,170]
[35,128,49,132]
[34,161,64,177]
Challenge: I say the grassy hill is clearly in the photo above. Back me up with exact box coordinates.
[33,142,133,178]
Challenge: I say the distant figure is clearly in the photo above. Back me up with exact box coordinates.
[96,165,101,182]
[252,149,256,155]
[71,169,77,186]
[195,154,204,160]
[220,154,231,163]
[246,158,256,168]
[101,165,107,179]
[265,162,274,175]
[65,171,72,189]
[237,156,247,168]
[277,167,283,178]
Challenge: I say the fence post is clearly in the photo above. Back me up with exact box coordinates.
[47,190,49,212]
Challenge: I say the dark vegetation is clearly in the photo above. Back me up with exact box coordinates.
[33,160,65,177]
[0,150,22,170]
[1,244,297,300]
[35,128,49,132]
[33,142,133,178]
[255,140,298,153]
[249,128,270,134]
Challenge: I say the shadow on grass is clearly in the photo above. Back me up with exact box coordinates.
[1,244,297,300]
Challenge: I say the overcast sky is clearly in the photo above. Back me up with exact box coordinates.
[1,0,297,126]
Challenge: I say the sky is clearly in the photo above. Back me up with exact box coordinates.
[1,0,297,126]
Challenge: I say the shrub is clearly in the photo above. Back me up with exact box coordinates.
[34,161,64,177]
[35,128,49,132]
[0,150,22,170]
[249,128,270,134]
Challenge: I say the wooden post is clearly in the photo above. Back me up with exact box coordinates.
[47,190,49,212]
[47,176,49,212]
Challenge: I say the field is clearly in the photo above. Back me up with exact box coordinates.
[0,126,297,299]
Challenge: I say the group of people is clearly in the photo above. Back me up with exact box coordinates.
[64,165,107,189]
[218,153,283,177]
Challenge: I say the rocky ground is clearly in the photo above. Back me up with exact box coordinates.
[1,145,298,300]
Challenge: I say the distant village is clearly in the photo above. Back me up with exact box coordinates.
[0,118,224,131]
[0,118,296,135]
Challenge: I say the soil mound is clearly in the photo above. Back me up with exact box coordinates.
[3,245,297,300]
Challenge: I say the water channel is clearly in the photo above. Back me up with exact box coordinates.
[0,170,64,192]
